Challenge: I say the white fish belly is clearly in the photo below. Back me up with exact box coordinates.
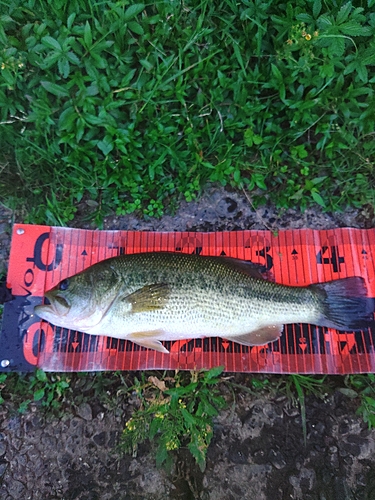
[87,289,321,341]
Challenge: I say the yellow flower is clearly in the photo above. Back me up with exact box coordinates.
[125,418,136,431]
[1,63,5,70]
[286,39,293,45]
[305,34,312,41]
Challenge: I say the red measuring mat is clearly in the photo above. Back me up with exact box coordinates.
[1,224,375,374]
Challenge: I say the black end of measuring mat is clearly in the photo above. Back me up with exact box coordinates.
[0,296,38,372]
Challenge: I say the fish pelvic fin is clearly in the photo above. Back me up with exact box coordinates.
[127,330,169,353]
[229,325,283,347]
[311,276,373,331]
[123,283,171,313]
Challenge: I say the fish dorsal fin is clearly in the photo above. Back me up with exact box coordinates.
[230,325,283,346]
[123,283,170,313]
[219,257,266,280]
[127,330,169,353]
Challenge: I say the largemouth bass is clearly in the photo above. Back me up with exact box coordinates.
[34,252,370,353]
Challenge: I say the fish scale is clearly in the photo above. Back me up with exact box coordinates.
[34,252,370,353]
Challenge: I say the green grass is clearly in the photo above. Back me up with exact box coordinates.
[0,0,374,225]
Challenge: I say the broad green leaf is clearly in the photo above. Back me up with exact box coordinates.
[252,173,267,190]
[41,52,61,68]
[311,176,327,185]
[58,57,70,78]
[205,366,224,380]
[91,52,107,69]
[155,444,168,468]
[148,163,154,181]
[58,106,77,130]
[84,114,104,126]
[317,14,333,29]
[41,81,69,97]
[128,21,144,35]
[41,35,62,51]
[0,14,14,24]
[364,396,375,407]
[76,117,85,142]
[271,63,283,81]
[0,23,7,45]
[188,441,206,472]
[181,407,196,427]
[84,21,92,48]
[340,21,372,36]
[123,3,145,22]
[327,36,345,56]
[336,2,352,24]
[149,416,161,439]
[357,63,368,83]
[86,84,99,96]
[97,136,114,155]
[66,51,80,65]
[139,59,153,71]
[34,389,45,401]
[36,22,47,36]
[344,60,357,75]
[362,46,375,65]
[67,12,76,29]
[296,13,313,23]
[313,0,322,18]
[1,68,15,85]
[36,369,48,382]
[244,128,254,147]
[311,190,326,207]
[338,388,358,398]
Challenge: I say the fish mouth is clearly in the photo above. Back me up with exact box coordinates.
[34,292,70,318]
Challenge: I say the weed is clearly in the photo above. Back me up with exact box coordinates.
[119,367,226,472]
[0,369,71,413]
[28,369,71,410]
[344,374,375,429]
[286,375,328,445]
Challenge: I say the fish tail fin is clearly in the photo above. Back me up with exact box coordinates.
[310,277,373,331]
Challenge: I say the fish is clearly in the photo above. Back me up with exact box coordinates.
[34,252,371,354]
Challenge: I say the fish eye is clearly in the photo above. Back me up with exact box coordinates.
[59,279,70,291]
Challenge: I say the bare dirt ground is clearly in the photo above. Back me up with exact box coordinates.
[0,186,375,500]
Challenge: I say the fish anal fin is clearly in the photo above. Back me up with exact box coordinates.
[127,330,169,353]
[123,283,170,313]
[231,325,283,347]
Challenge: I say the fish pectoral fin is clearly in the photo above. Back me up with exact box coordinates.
[127,330,169,353]
[231,325,283,346]
[122,283,171,313]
